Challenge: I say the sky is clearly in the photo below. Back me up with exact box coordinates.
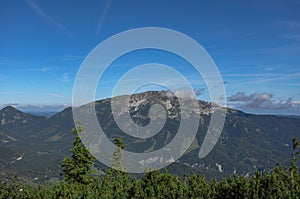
[0,0,300,115]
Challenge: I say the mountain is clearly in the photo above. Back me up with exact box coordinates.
[0,106,45,130]
[0,106,72,184]
[0,91,300,183]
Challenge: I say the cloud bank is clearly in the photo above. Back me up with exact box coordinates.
[229,92,300,110]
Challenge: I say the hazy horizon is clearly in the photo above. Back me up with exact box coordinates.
[1,89,300,117]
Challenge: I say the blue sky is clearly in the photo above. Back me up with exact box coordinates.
[1,0,300,115]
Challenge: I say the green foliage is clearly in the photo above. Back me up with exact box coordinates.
[111,137,125,172]
[1,137,300,198]
[61,127,96,185]
[139,170,186,199]
[100,170,133,199]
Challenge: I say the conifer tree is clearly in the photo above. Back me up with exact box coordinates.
[61,126,96,184]
[111,137,125,171]
[290,137,300,188]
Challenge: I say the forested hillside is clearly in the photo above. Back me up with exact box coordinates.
[1,132,300,198]
[1,91,300,183]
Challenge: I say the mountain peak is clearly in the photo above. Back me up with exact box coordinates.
[1,106,21,113]
[0,106,46,127]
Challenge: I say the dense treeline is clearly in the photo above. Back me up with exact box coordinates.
[1,166,300,198]
[0,130,299,198]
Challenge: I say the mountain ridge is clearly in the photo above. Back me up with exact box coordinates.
[0,90,300,183]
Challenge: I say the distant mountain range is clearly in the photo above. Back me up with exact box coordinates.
[0,91,300,184]
[26,111,58,117]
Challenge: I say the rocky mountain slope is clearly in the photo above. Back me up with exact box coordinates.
[0,91,300,183]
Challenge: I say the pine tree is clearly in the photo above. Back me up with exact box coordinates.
[101,137,134,198]
[111,137,125,171]
[61,126,96,184]
[290,137,300,188]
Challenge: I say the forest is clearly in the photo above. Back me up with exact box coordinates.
[0,129,299,198]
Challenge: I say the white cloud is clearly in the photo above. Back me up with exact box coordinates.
[165,87,205,99]
[229,92,300,110]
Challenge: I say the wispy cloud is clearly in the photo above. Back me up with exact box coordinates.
[0,91,24,95]
[223,72,300,78]
[40,67,50,72]
[48,93,64,98]
[29,67,51,72]
[24,0,71,35]
[29,66,58,79]
[60,73,70,82]
[276,20,300,42]
[222,72,300,85]
[63,55,86,61]
[253,1,299,14]
[29,67,72,83]
[165,87,206,99]
[0,74,6,80]
[284,34,300,41]
[278,20,300,30]
[96,0,112,34]
[194,88,205,96]
[256,44,300,57]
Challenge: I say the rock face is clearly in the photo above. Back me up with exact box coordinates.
[114,90,221,119]
[0,90,300,183]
